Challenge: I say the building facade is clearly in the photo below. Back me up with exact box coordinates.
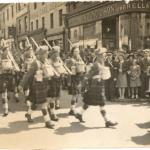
[0,3,17,39]
[29,2,67,50]
[16,3,30,48]
[66,0,150,51]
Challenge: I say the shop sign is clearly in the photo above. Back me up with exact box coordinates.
[68,1,150,27]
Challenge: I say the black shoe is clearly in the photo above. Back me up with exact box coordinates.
[105,121,118,128]
[75,113,85,123]
[55,105,60,110]
[51,114,59,121]
[68,110,75,116]
[3,113,8,117]
[25,113,33,123]
[45,122,55,129]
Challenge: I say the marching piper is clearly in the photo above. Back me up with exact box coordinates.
[67,46,86,115]
[47,45,68,121]
[0,44,16,116]
[19,46,54,129]
[74,47,118,128]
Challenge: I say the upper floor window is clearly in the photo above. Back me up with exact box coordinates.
[36,19,38,29]
[24,16,28,32]
[59,9,63,26]
[42,2,45,5]
[31,21,33,31]
[11,5,14,18]
[42,17,45,28]
[50,13,54,28]
[7,8,9,20]
[34,3,37,9]
[19,19,21,33]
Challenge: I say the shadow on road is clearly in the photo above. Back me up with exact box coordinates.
[136,121,150,129]
[54,122,112,135]
[0,116,44,135]
[131,132,150,145]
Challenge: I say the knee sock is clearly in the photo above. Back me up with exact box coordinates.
[100,106,109,122]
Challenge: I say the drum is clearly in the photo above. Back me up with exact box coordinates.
[76,62,85,73]
[101,66,111,80]
[34,69,43,82]
[1,59,13,71]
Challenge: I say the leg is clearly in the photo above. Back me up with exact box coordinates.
[69,95,78,115]
[25,100,33,122]
[48,98,58,121]
[135,87,139,99]
[131,87,134,99]
[100,106,118,128]
[75,103,89,122]
[55,97,60,110]
[118,88,121,99]
[2,90,9,117]
[41,102,54,129]
[122,88,125,99]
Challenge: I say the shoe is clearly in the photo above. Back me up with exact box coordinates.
[75,113,85,123]
[105,121,118,128]
[131,95,134,99]
[68,110,75,116]
[55,105,60,110]
[51,114,59,121]
[45,122,55,129]
[25,113,33,123]
[3,113,8,117]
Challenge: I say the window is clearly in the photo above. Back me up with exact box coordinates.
[3,12,5,23]
[7,8,9,20]
[42,2,45,5]
[24,16,27,32]
[34,3,37,9]
[36,19,38,29]
[11,5,14,18]
[19,19,21,33]
[31,21,33,31]
[73,2,77,9]
[50,13,54,28]
[18,3,21,11]
[59,9,63,26]
[42,17,45,28]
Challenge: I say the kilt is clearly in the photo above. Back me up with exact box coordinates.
[83,80,105,106]
[0,73,15,93]
[68,73,84,95]
[28,79,48,104]
[47,77,61,98]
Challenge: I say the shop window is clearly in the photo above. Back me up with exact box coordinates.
[119,14,131,51]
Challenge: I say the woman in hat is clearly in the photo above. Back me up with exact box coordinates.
[0,45,16,116]
[116,53,128,100]
[19,46,54,129]
[74,47,118,128]
[129,59,141,99]
[67,46,86,115]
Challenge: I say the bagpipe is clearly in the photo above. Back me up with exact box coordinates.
[43,38,72,76]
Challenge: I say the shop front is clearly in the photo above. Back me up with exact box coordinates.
[67,0,150,52]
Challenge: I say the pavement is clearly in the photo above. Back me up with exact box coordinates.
[0,90,150,149]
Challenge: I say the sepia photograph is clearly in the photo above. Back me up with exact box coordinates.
[0,0,149,149]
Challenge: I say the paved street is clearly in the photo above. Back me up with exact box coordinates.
[0,90,150,149]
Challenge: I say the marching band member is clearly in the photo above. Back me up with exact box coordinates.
[74,47,118,128]
[67,46,86,115]
[0,45,16,116]
[19,46,54,129]
[47,45,67,121]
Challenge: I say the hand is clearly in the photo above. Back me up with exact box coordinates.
[113,78,117,81]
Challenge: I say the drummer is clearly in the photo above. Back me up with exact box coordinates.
[19,46,54,129]
[67,46,86,115]
[74,47,118,128]
[0,45,16,116]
